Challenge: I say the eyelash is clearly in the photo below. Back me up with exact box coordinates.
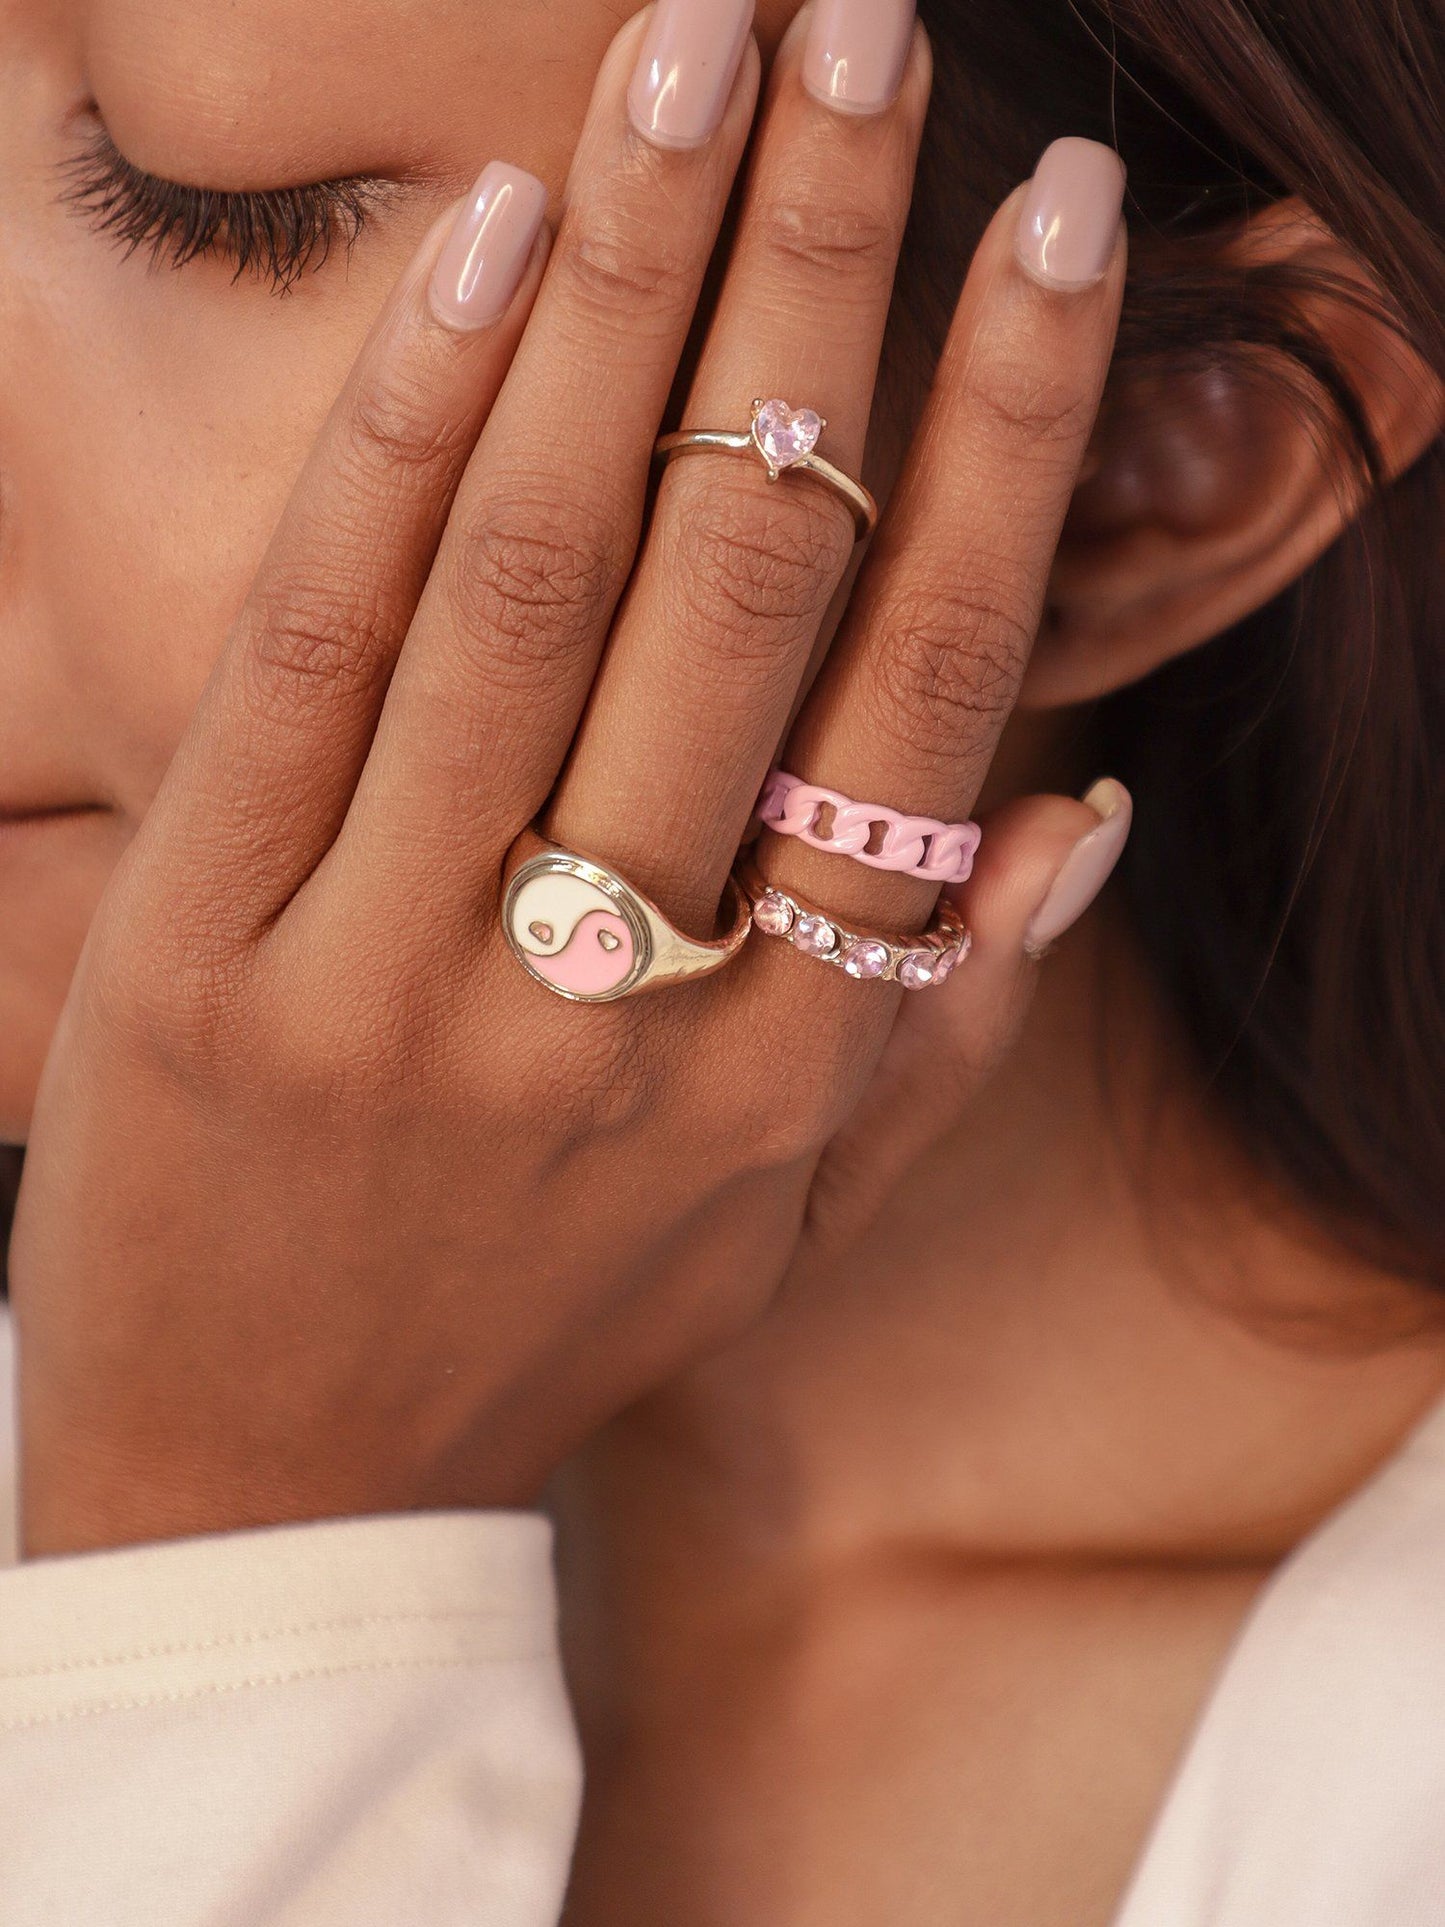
[62,126,386,292]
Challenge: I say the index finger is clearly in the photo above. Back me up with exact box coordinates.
[763,137,1128,934]
[138,174,550,937]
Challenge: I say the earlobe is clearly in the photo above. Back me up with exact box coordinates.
[1022,200,1445,710]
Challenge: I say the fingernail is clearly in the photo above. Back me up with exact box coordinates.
[1015,138,1126,290]
[1025,778,1132,954]
[628,0,755,151]
[429,162,548,332]
[803,0,916,116]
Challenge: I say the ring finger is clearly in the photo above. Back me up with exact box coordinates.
[750,138,1129,973]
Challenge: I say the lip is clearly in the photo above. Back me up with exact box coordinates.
[0,802,108,837]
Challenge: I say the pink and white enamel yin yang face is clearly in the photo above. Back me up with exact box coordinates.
[506,866,643,1001]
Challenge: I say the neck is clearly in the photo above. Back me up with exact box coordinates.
[557,914,1445,1591]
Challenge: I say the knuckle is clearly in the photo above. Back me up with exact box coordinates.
[485,1007,656,1153]
[669,471,852,656]
[259,957,440,1111]
[870,580,1034,766]
[757,180,899,282]
[80,906,250,1076]
[238,583,384,721]
[444,492,622,685]
[256,1000,348,1101]
[714,1030,853,1169]
[552,194,693,323]
[265,1001,391,1106]
[347,359,477,480]
[972,357,1096,448]
[555,1031,657,1145]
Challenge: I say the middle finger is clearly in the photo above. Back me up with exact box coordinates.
[551,0,930,934]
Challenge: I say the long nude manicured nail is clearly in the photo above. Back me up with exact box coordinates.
[1025,778,1133,955]
[803,0,916,116]
[1015,138,1126,290]
[429,163,548,332]
[628,0,755,150]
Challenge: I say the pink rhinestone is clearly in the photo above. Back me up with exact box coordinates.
[753,399,823,470]
[897,951,938,991]
[934,935,970,983]
[755,891,796,937]
[842,939,890,980]
[794,914,839,958]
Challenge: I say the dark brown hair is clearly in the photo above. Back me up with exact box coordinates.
[906,0,1445,1287]
[0,1147,18,1290]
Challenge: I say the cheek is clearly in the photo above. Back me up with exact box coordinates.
[31,262,405,813]
[0,200,417,1133]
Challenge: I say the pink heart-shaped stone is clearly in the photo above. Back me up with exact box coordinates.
[753,398,822,470]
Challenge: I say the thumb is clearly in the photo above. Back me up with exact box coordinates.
[963,776,1134,968]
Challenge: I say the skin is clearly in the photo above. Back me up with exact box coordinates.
[0,0,632,1131]
[3,2,1445,1923]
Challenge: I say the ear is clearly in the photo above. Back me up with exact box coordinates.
[1022,200,1445,709]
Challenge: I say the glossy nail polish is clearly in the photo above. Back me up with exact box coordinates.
[628,0,755,151]
[429,163,548,332]
[1015,138,1126,290]
[1025,778,1133,954]
[803,0,916,116]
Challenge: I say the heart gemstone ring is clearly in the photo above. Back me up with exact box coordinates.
[654,398,879,541]
[503,835,753,1004]
[735,858,970,991]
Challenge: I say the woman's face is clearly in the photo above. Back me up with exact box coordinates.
[0,0,800,1140]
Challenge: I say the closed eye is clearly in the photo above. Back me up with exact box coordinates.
[61,123,390,293]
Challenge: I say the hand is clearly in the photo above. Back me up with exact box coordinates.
[12,10,1126,1554]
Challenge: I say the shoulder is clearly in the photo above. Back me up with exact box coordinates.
[1116,1399,1445,1925]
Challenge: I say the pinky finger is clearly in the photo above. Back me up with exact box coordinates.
[801,780,1132,1258]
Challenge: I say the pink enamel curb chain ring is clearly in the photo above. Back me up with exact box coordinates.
[757,769,983,885]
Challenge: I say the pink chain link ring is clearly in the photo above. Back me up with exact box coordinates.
[756,769,982,885]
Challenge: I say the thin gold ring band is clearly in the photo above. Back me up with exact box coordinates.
[655,397,879,541]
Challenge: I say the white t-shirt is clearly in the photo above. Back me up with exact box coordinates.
[3,1308,1445,1925]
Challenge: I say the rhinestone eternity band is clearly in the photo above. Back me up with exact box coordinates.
[734,859,970,991]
